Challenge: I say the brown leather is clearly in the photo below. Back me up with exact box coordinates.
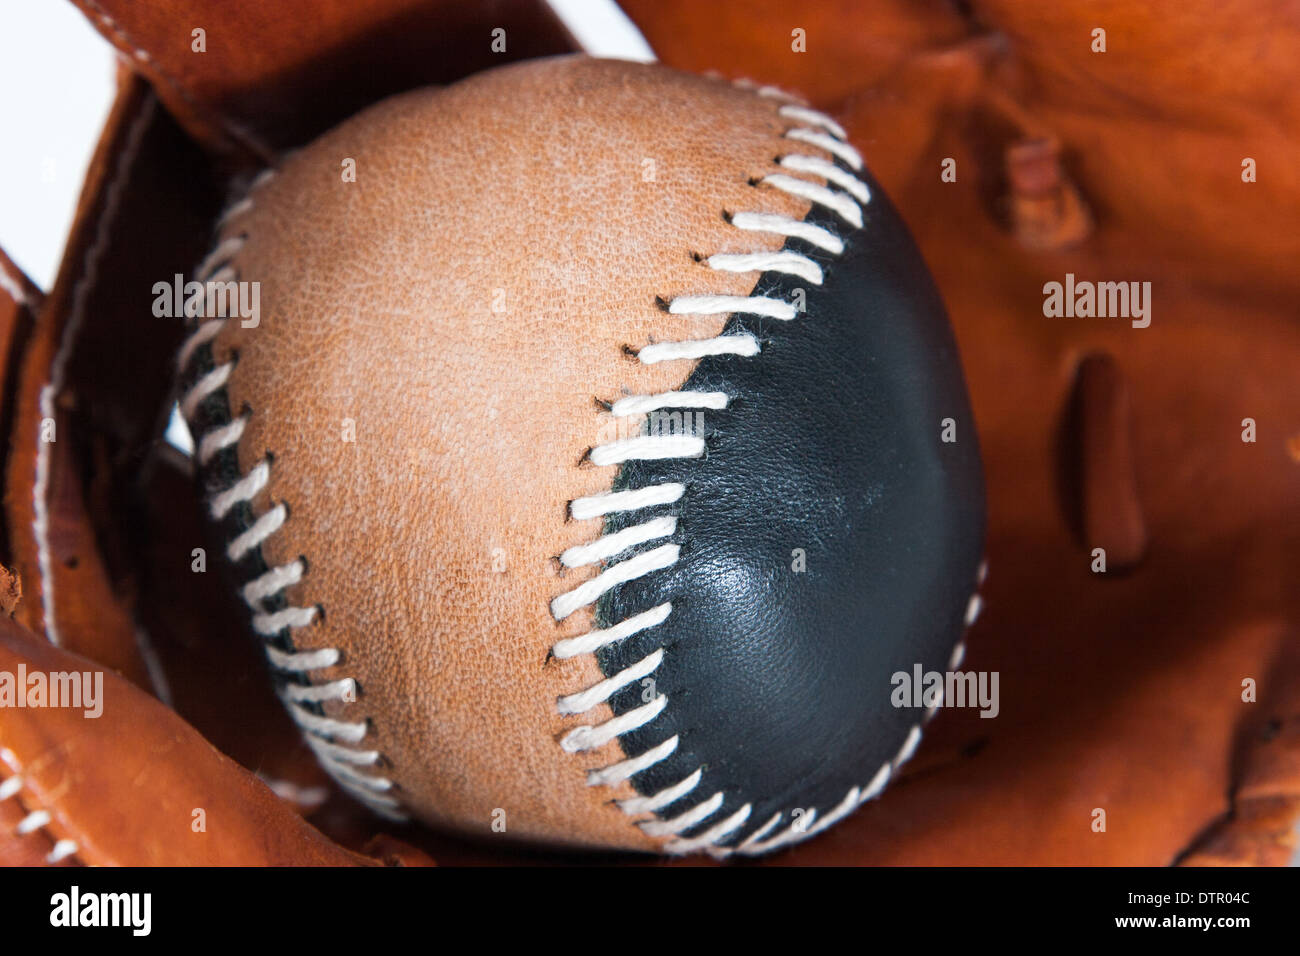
[0,248,40,574]
[0,614,371,865]
[1180,715,1300,866]
[4,72,223,696]
[4,75,159,685]
[622,0,972,110]
[619,0,1300,866]
[208,55,812,850]
[3,0,1295,867]
[71,0,579,161]
[1064,353,1147,571]
[136,447,334,804]
[363,833,438,867]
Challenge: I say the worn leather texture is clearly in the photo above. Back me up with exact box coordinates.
[3,0,1297,867]
[0,615,372,865]
[601,196,984,844]
[187,56,833,850]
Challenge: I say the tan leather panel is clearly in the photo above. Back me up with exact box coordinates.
[0,616,370,865]
[207,56,815,849]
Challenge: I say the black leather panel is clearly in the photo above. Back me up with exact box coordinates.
[595,174,985,848]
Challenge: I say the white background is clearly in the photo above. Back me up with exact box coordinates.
[0,0,650,290]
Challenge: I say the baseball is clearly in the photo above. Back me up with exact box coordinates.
[176,55,985,856]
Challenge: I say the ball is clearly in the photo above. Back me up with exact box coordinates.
[176,55,985,856]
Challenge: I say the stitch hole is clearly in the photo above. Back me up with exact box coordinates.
[653,295,671,312]
[593,396,612,412]
[689,251,706,263]
[620,344,640,361]
[746,176,762,187]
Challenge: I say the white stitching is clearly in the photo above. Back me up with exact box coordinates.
[666,803,753,853]
[779,154,871,203]
[283,700,366,744]
[730,212,843,254]
[777,104,847,139]
[550,544,679,621]
[560,517,677,569]
[549,94,982,855]
[637,334,760,364]
[196,414,247,466]
[759,174,862,227]
[640,790,727,837]
[0,260,37,309]
[784,127,863,170]
[706,250,822,284]
[558,649,664,715]
[610,392,728,417]
[616,768,702,814]
[242,560,304,605]
[16,809,52,834]
[285,677,357,704]
[251,605,318,636]
[668,293,796,320]
[226,503,286,561]
[560,694,667,753]
[180,360,233,421]
[1,748,80,864]
[569,485,684,521]
[207,457,268,520]
[305,735,380,767]
[266,645,339,672]
[589,434,704,467]
[176,319,224,374]
[177,173,403,821]
[32,95,156,648]
[552,602,673,659]
[586,734,678,787]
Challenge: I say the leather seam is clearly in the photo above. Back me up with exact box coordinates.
[30,93,157,651]
[176,170,405,822]
[0,259,38,311]
[0,745,82,864]
[547,84,983,856]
